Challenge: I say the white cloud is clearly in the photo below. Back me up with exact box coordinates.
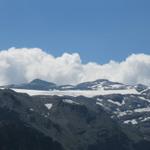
[0,47,150,86]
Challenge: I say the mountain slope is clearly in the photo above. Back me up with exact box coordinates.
[0,108,64,150]
[75,79,128,90]
[0,89,150,150]
[1,79,57,90]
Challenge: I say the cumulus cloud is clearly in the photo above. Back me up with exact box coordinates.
[0,47,150,86]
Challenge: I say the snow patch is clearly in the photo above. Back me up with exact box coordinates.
[63,99,79,105]
[114,110,133,117]
[11,88,139,97]
[141,117,150,122]
[97,98,103,102]
[45,103,53,110]
[134,107,150,113]
[107,99,125,106]
[124,119,138,125]
[138,96,150,103]
[30,108,34,111]
[96,102,105,107]
[60,85,74,89]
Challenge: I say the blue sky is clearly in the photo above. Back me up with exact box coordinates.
[0,0,150,63]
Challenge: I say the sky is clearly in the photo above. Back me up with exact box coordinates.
[0,0,150,63]
[0,0,150,85]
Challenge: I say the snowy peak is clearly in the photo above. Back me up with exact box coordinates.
[75,79,131,90]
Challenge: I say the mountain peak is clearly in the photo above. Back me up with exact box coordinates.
[30,79,44,83]
[30,79,56,86]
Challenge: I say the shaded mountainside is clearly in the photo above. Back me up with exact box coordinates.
[0,89,150,149]
[0,108,63,150]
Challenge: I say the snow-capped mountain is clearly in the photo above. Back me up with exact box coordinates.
[0,89,150,150]
[75,79,130,90]
[1,78,150,148]
[1,78,148,94]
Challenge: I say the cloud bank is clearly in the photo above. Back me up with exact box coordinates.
[0,47,150,86]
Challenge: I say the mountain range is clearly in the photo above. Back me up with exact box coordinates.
[1,78,148,92]
[0,79,150,150]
